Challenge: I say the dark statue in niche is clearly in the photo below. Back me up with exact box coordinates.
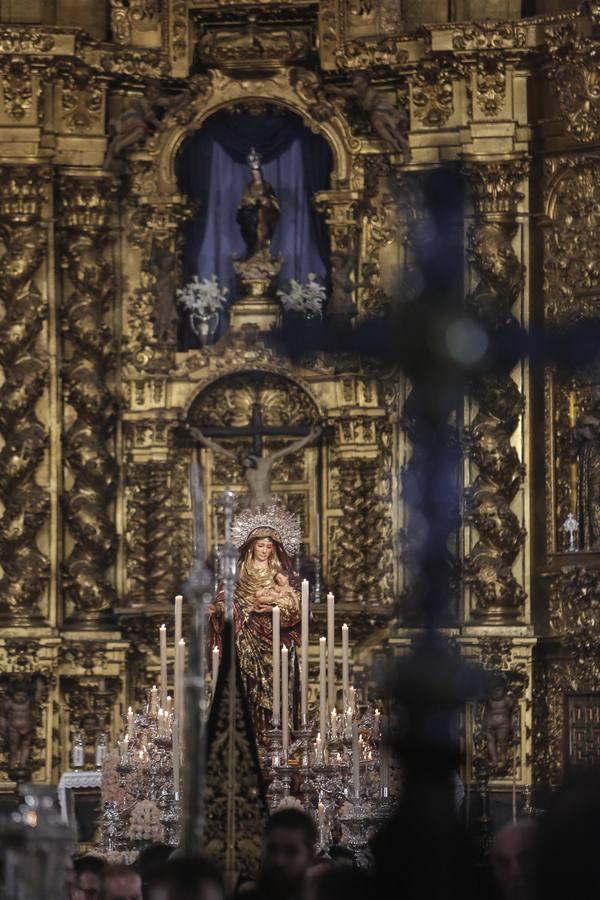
[0,677,44,780]
[327,250,357,324]
[482,678,515,769]
[236,147,280,260]
[149,241,177,343]
[568,396,600,550]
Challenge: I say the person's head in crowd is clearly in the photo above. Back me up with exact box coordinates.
[491,820,537,900]
[259,808,317,900]
[148,855,224,900]
[66,856,84,900]
[102,864,143,900]
[135,844,174,899]
[534,768,600,900]
[75,856,106,900]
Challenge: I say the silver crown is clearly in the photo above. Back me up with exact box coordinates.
[231,502,301,555]
[247,147,262,170]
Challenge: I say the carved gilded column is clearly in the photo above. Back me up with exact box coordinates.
[462,157,529,623]
[0,165,52,624]
[125,460,173,607]
[58,173,119,625]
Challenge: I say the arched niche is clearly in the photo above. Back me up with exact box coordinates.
[147,69,356,194]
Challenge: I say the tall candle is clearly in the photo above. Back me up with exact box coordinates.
[159,623,167,708]
[212,645,219,693]
[301,579,309,726]
[272,606,281,726]
[176,639,185,730]
[172,720,180,797]
[327,592,335,711]
[342,623,349,709]
[281,645,289,754]
[319,636,327,740]
[127,706,134,740]
[150,685,158,716]
[352,721,360,799]
[175,594,182,645]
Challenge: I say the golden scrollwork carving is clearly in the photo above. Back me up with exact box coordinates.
[544,22,600,144]
[543,157,600,326]
[412,59,455,127]
[335,37,409,70]
[126,461,176,607]
[57,62,104,133]
[100,47,170,78]
[0,165,51,622]
[462,158,528,621]
[452,22,527,50]
[0,28,54,53]
[197,20,311,69]
[110,0,161,45]
[475,56,506,117]
[548,567,600,649]
[59,175,119,619]
[0,58,34,122]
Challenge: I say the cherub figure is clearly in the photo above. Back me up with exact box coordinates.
[482,679,515,768]
[327,73,411,162]
[328,250,357,324]
[103,81,190,170]
[0,678,44,777]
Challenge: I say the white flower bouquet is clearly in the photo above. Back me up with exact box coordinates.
[277,273,325,318]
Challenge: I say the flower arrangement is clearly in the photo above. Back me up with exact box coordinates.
[176,275,229,317]
[277,273,326,318]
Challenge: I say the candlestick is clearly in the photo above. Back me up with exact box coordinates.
[212,645,219,694]
[352,721,360,799]
[273,606,281,726]
[342,623,349,710]
[319,636,327,740]
[159,623,167,708]
[127,706,134,740]
[301,579,309,725]
[327,592,335,711]
[282,645,289,755]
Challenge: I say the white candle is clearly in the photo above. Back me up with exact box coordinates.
[327,592,335,711]
[301,579,309,726]
[172,720,180,797]
[150,685,158,716]
[272,606,281,726]
[281,645,289,754]
[157,709,164,736]
[352,721,360,798]
[342,623,349,709]
[176,639,185,731]
[373,708,381,739]
[159,623,167,708]
[330,707,337,741]
[212,645,219,693]
[175,595,183,648]
[165,695,173,717]
[315,732,323,765]
[319,636,327,740]
[318,799,326,827]
[127,706,134,740]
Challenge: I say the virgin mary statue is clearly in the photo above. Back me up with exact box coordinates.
[209,503,301,734]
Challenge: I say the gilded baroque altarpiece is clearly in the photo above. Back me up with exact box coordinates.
[0,0,598,807]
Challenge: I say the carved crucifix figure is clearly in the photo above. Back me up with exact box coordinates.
[187,413,321,508]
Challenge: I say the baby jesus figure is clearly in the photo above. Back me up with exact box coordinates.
[253,573,298,614]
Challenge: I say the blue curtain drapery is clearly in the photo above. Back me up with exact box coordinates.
[176,108,332,348]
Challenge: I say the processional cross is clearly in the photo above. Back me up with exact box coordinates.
[187,401,321,508]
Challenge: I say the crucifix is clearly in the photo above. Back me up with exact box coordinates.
[187,401,321,508]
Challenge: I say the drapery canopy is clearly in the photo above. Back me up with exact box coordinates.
[176,107,332,347]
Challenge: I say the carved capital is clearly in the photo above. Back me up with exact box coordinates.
[58,173,116,232]
[462,156,529,217]
[0,164,50,224]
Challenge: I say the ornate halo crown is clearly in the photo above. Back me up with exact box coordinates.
[232,502,301,556]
